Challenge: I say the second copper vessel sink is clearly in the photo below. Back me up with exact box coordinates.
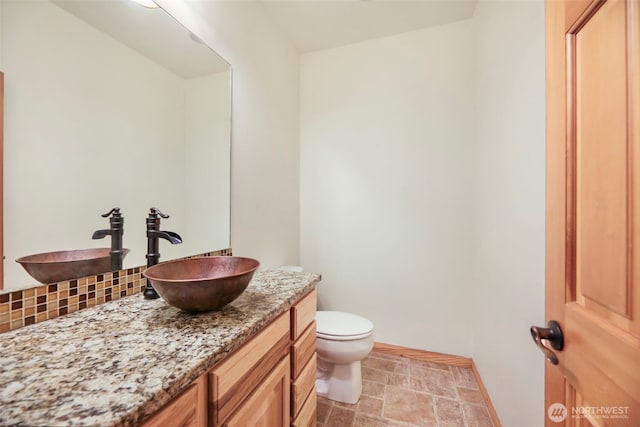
[142,256,260,312]
[16,248,130,284]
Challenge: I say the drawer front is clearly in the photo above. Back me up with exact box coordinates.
[291,353,317,418]
[292,385,317,427]
[142,374,207,427]
[291,289,316,340]
[211,312,290,425]
[292,321,316,380]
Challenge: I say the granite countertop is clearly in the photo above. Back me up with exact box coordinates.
[0,269,320,427]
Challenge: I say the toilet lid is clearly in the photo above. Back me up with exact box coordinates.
[316,311,374,340]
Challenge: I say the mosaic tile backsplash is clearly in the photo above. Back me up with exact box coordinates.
[0,248,232,333]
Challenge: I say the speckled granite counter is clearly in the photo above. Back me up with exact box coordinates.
[0,270,320,427]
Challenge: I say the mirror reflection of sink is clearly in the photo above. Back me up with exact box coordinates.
[142,256,260,313]
[16,248,130,284]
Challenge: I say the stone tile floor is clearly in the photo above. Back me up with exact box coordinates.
[317,351,494,427]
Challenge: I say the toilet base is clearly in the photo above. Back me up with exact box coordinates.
[316,359,363,404]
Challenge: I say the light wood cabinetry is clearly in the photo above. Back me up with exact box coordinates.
[143,289,317,427]
[290,290,316,339]
[291,321,316,379]
[224,356,290,427]
[290,290,317,427]
[141,374,207,427]
[209,312,290,426]
[291,354,317,418]
[292,387,317,427]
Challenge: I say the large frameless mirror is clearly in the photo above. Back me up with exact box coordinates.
[1,0,231,291]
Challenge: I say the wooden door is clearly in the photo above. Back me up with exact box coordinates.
[224,355,290,427]
[544,0,640,425]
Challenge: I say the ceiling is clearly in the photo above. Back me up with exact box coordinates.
[259,0,478,53]
[52,0,229,79]
[51,0,477,75]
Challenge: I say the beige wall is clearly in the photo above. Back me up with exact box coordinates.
[159,1,301,269]
[471,1,546,425]
[299,20,476,357]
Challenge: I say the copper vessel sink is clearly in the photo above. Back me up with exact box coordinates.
[16,248,130,284]
[142,256,260,312]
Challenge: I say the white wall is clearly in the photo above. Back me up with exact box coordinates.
[471,1,546,426]
[159,0,301,269]
[300,21,475,357]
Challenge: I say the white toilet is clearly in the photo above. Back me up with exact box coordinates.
[315,311,374,404]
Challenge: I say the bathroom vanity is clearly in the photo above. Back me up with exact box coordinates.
[0,270,319,426]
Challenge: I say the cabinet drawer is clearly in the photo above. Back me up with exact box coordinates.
[291,289,316,340]
[292,321,316,380]
[210,312,290,425]
[142,374,207,427]
[292,353,316,418]
[292,385,316,427]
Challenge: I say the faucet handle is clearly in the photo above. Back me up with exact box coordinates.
[149,207,170,219]
[101,207,121,218]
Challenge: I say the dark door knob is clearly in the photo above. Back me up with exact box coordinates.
[530,320,564,365]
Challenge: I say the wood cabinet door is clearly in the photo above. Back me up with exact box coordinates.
[224,356,291,427]
[544,0,640,425]
[141,375,207,427]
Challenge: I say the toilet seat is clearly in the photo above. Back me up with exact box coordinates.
[316,311,374,341]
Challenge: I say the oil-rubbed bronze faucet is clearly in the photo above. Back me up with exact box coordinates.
[92,207,125,271]
[144,207,182,299]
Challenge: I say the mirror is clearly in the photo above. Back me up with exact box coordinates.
[1,0,231,290]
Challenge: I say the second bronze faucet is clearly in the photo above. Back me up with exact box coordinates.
[92,207,183,300]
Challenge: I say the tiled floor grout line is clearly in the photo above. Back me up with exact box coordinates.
[461,395,471,427]
[319,351,494,427]
[432,394,440,427]
[380,383,387,423]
